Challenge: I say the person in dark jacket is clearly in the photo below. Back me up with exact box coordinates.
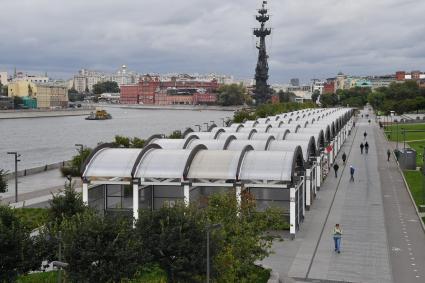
[360,142,364,154]
[342,152,347,164]
[349,166,355,182]
[333,163,339,178]
[363,131,367,140]
[364,141,369,154]
[387,149,391,161]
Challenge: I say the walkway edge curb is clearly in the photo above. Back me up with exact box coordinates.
[383,129,425,233]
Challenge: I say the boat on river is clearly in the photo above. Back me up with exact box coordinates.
[85,108,112,120]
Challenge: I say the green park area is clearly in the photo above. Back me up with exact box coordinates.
[385,123,425,166]
[403,170,425,207]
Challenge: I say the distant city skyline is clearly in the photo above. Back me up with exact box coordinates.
[0,0,424,83]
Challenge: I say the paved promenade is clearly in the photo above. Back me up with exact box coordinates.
[263,109,425,283]
[0,169,80,207]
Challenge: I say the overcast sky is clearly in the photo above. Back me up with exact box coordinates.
[0,0,424,83]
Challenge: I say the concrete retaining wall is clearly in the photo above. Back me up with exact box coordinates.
[4,160,71,180]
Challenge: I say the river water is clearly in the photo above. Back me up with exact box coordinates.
[0,107,232,171]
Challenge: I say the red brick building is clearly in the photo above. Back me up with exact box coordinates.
[323,81,335,94]
[120,74,219,105]
[396,71,406,81]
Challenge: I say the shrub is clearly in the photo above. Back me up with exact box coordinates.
[0,205,40,282]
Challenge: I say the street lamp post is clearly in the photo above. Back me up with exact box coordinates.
[7,152,20,203]
[206,223,222,283]
[402,128,406,151]
[396,121,399,150]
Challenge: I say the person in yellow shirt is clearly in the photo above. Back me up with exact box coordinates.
[333,224,342,253]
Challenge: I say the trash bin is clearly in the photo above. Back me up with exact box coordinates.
[398,148,416,170]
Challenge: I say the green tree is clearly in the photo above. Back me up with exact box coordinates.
[48,183,86,226]
[0,205,40,282]
[311,90,320,103]
[217,84,247,106]
[61,210,144,283]
[320,93,338,107]
[167,130,183,139]
[61,147,92,177]
[113,135,145,148]
[135,205,208,282]
[0,169,8,193]
[205,193,286,282]
[277,90,297,103]
[93,81,120,95]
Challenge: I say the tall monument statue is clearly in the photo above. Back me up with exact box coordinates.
[253,0,272,104]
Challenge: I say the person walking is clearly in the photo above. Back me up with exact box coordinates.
[360,142,364,154]
[363,131,367,140]
[387,149,391,161]
[349,165,355,182]
[333,224,343,253]
[333,163,339,178]
[342,152,347,164]
[364,141,369,154]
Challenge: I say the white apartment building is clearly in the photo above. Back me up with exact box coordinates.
[0,72,8,85]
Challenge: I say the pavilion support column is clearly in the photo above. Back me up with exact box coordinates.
[132,180,139,223]
[290,186,296,239]
[234,181,242,212]
[182,181,191,206]
[312,163,317,196]
[82,181,88,205]
[316,156,321,190]
[306,168,311,210]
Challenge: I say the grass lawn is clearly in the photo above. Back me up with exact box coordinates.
[385,123,425,142]
[16,271,57,283]
[14,208,48,230]
[403,170,425,207]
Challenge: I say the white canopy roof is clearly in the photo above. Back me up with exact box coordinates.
[84,148,142,178]
[239,150,300,182]
[134,148,194,179]
[187,149,248,180]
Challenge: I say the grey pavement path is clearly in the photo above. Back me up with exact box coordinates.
[261,116,360,282]
[306,113,392,283]
[264,108,425,283]
[376,118,425,282]
[0,169,80,206]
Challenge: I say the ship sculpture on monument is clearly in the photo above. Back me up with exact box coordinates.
[253,0,272,105]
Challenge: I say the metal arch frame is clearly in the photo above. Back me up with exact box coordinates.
[131,144,163,178]
[264,135,276,150]
[247,128,258,139]
[280,129,291,140]
[80,142,115,177]
[257,117,271,124]
[235,145,255,181]
[182,144,208,180]
[183,135,200,149]
[183,128,194,138]
[213,128,226,139]
[223,135,238,149]
[231,123,245,132]
[243,120,259,127]
[207,123,218,132]
[145,134,166,146]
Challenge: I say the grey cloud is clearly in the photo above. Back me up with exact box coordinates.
[0,0,424,83]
